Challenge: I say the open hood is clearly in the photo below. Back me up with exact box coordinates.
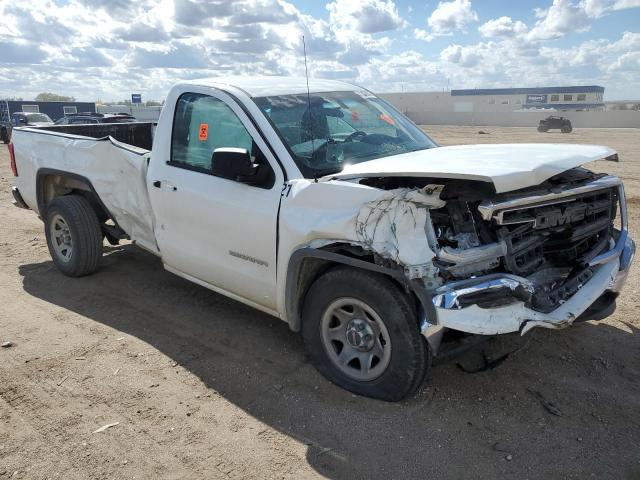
[328,143,616,193]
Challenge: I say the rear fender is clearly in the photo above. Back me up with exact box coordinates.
[35,168,123,240]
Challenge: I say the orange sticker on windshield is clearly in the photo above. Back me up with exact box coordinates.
[379,113,395,126]
[198,123,208,141]
[351,110,359,122]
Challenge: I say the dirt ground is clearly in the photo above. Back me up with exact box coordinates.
[1,126,639,480]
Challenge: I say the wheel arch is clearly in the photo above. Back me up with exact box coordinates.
[36,168,110,220]
[285,244,419,332]
[35,168,126,244]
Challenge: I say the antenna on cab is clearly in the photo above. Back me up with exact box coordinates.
[302,35,316,170]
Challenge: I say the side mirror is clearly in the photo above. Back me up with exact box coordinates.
[211,147,266,185]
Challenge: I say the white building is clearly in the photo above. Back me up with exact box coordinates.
[380,86,606,114]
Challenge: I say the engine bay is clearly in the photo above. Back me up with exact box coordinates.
[361,168,619,313]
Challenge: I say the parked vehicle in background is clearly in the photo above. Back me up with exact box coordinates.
[8,76,635,401]
[54,112,136,125]
[538,116,573,133]
[2,112,54,143]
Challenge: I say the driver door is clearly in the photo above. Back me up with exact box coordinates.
[147,90,284,312]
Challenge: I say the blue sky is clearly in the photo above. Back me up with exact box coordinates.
[0,0,638,101]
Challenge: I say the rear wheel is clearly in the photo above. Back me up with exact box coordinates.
[44,195,103,277]
[301,267,429,401]
[537,125,548,132]
[561,125,572,133]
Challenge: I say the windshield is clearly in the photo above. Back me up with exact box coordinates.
[26,113,52,123]
[254,90,437,177]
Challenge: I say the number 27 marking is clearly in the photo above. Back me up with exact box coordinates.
[281,183,292,198]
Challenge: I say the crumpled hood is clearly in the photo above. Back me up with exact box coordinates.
[329,143,616,193]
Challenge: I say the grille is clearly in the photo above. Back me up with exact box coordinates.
[490,187,617,277]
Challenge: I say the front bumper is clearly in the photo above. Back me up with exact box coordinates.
[421,224,634,350]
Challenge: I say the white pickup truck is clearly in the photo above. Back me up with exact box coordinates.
[9,77,635,401]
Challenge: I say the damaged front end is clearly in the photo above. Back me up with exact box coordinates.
[357,168,634,352]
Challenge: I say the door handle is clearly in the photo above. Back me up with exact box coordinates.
[153,180,177,192]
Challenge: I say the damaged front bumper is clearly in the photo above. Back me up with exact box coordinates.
[421,230,634,349]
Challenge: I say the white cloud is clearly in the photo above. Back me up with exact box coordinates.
[0,40,48,64]
[414,0,478,41]
[581,0,640,17]
[528,0,592,40]
[529,0,640,41]
[440,44,481,67]
[478,16,527,38]
[427,0,478,36]
[113,23,171,43]
[173,0,233,27]
[130,43,212,69]
[414,28,435,42]
[608,51,640,73]
[326,0,405,34]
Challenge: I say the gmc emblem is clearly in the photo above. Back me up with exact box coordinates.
[534,204,586,229]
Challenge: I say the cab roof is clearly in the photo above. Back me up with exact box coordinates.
[179,75,364,98]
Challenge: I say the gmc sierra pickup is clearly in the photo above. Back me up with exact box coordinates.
[8,77,635,401]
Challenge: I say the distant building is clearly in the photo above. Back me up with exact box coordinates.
[0,100,96,123]
[379,85,606,114]
[451,86,605,112]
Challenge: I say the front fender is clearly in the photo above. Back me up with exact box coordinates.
[284,247,406,332]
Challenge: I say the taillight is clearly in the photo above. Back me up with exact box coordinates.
[8,142,17,176]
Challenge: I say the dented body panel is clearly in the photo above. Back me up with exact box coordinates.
[12,129,158,253]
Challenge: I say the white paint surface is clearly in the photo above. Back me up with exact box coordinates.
[331,143,615,193]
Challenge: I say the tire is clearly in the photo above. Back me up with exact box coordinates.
[301,267,429,401]
[44,195,103,277]
[537,125,547,132]
[561,125,572,133]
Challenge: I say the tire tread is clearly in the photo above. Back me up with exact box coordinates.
[45,195,102,277]
[302,266,429,401]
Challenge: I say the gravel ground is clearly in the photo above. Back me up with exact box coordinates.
[0,126,639,480]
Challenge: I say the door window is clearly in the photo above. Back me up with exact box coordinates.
[171,93,253,171]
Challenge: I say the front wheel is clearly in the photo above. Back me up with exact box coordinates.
[561,125,572,133]
[302,267,429,401]
[537,125,548,132]
[44,195,103,277]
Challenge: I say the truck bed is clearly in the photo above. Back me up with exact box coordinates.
[38,122,155,150]
[11,126,158,253]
